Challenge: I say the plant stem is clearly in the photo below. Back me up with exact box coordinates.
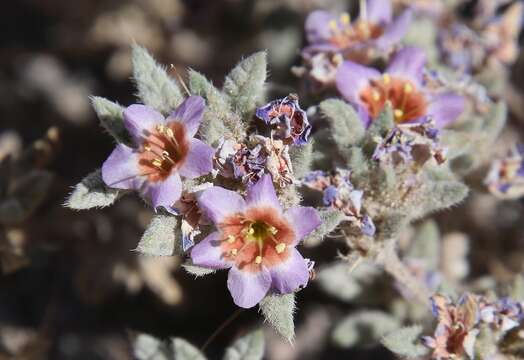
[378,240,432,308]
[201,308,244,352]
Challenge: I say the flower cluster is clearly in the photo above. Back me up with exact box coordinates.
[485,144,524,199]
[423,294,524,359]
[302,169,375,236]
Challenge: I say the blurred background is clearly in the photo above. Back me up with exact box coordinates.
[1,0,524,359]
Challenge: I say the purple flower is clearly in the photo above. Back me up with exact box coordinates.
[190,175,321,308]
[101,96,214,210]
[256,95,312,145]
[480,297,524,332]
[485,144,524,199]
[304,0,412,63]
[302,169,375,236]
[336,47,465,128]
[372,118,446,167]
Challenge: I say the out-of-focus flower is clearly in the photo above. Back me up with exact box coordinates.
[302,169,375,236]
[172,183,213,251]
[102,96,214,210]
[480,298,524,332]
[485,144,524,199]
[191,175,321,308]
[422,294,480,360]
[256,95,312,145]
[215,137,293,187]
[439,2,523,72]
[297,0,412,89]
[304,0,412,62]
[372,118,446,167]
[392,0,447,18]
[336,47,465,128]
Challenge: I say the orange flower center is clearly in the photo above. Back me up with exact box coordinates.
[219,207,295,272]
[328,13,384,49]
[138,122,189,182]
[359,73,428,123]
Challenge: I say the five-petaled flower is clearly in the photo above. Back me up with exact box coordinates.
[304,0,412,63]
[190,175,321,308]
[256,95,312,146]
[102,96,214,210]
[336,47,465,128]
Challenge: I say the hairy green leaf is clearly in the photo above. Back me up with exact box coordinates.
[172,338,207,360]
[320,99,365,147]
[135,214,181,256]
[259,293,295,343]
[65,169,119,210]
[133,334,171,360]
[223,52,267,117]
[381,325,429,358]
[223,329,264,360]
[132,45,184,114]
[303,209,345,246]
[90,96,129,144]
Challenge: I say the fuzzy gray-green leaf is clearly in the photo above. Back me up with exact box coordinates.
[421,180,469,215]
[90,96,129,144]
[290,142,313,179]
[223,329,264,360]
[223,52,267,117]
[303,209,345,246]
[133,334,171,360]
[135,214,181,256]
[188,69,234,143]
[320,99,365,147]
[65,169,119,210]
[259,293,295,342]
[172,338,207,360]
[381,325,429,358]
[132,45,183,114]
[332,310,400,348]
[182,262,216,277]
[408,220,440,270]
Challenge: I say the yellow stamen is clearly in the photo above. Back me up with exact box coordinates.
[372,90,381,101]
[332,53,343,66]
[248,227,255,235]
[156,124,166,133]
[394,109,404,119]
[227,235,236,244]
[340,13,351,25]
[383,73,391,85]
[269,226,278,235]
[166,127,175,139]
[328,20,339,32]
[152,159,163,168]
[404,83,413,94]
[275,243,286,254]
[255,255,263,264]
[230,249,238,256]
[144,145,152,152]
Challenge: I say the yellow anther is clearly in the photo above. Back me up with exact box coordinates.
[248,227,255,235]
[275,243,286,254]
[404,83,413,94]
[340,13,351,25]
[230,249,238,256]
[166,127,175,138]
[144,145,152,152]
[383,73,391,85]
[372,90,381,102]
[255,256,263,264]
[152,159,163,167]
[162,150,171,158]
[269,226,278,235]
[332,53,343,66]
[394,109,404,119]
[227,235,236,243]
[328,20,339,32]
[156,124,166,133]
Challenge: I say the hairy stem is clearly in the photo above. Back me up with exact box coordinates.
[378,240,432,308]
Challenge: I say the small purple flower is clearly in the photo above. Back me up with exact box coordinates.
[304,0,412,63]
[480,297,524,332]
[485,144,524,199]
[302,169,375,236]
[336,47,465,128]
[190,175,321,308]
[372,118,446,167]
[101,96,214,210]
[256,95,312,145]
